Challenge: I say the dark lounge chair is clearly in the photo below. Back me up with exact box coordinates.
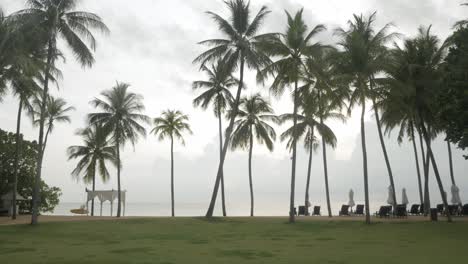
[462,204,468,216]
[298,206,308,216]
[447,205,459,216]
[0,208,8,216]
[354,204,364,215]
[408,204,420,215]
[312,206,321,216]
[376,206,392,218]
[436,204,444,214]
[396,205,407,218]
[339,205,350,216]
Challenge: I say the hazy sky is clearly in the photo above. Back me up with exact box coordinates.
[1,0,467,215]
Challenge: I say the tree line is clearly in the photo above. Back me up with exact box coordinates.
[0,0,467,225]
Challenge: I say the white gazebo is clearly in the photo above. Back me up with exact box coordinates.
[85,188,126,216]
[1,191,26,216]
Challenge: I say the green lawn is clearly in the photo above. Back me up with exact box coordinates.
[1,217,467,264]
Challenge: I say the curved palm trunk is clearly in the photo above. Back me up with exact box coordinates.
[248,129,254,217]
[289,80,299,223]
[447,141,455,186]
[116,133,122,218]
[321,119,332,218]
[370,91,397,211]
[32,37,55,225]
[418,127,431,215]
[171,135,175,217]
[410,124,424,206]
[42,124,52,156]
[304,130,314,216]
[419,119,452,222]
[12,99,23,220]
[206,53,244,217]
[217,104,227,216]
[360,97,371,224]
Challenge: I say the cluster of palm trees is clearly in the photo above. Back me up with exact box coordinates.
[194,0,466,224]
[1,0,465,225]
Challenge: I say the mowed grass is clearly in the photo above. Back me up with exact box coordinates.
[1,217,468,264]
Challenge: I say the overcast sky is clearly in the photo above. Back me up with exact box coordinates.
[1,0,467,216]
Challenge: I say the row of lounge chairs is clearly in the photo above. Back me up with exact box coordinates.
[296,203,468,217]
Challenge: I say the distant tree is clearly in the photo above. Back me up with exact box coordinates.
[89,83,149,217]
[0,129,61,214]
[67,125,117,216]
[12,0,109,225]
[439,26,468,159]
[151,110,192,217]
[194,0,272,217]
[193,62,236,216]
[229,94,278,216]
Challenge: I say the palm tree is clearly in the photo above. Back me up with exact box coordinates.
[334,12,397,223]
[383,26,452,222]
[193,62,236,216]
[32,96,75,155]
[13,0,109,225]
[454,3,468,28]
[300,53,348,217]
[88,82,149,217]
[194,0,272,217]
[67,125,117,216]
[257,9,326,223]
[151,110,192,217]
[229,94,277,216]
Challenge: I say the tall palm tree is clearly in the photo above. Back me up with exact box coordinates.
[88,82,149,217]
[67,125,117,216]
[300,51,348,217]
[32,96,75,155]
[334,12,397,223]
[13,0,109,225]
[151,110,192,217]
[454,3,468,29]
[194,0,272,217]
[258,9,326,223]
[229,94,278,216]
[383,26,452,222]
[193,62,236,216]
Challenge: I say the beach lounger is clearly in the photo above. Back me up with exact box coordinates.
[447,205,459,216]
[396,205,407,218]
[462,204,468,216]
[436,204,444,214]
[376,206,392,218]
[408,204,420,215]
[0,208,8,216]
[339,205,350,216]
[298,206,308,216]
[354,204,364,215]
[312,206,321,216]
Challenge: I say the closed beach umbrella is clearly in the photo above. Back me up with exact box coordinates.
[451,184,462,205]
[348,189,355,208]
[387,185,396,205]
[401,188,409,205]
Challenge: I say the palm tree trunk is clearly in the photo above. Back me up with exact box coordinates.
[447,141,455,186]
[419,118,452,222]
[116,132,122,218]
[31,36,55,225]
[360,97,371,224]
[42,124,52,156]
[12,99,23,220]
[206,53,245,217]
[91,167,96,217]
[248,129,254,217]
[321,118,332,218]
[410,123,424,206]
[171,135,175,217]
[217,103,227,217]
[418,126,430,215]
[304,130,313,216]
[289,79,299,223]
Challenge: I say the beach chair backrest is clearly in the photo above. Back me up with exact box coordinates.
[436,204,444,213]
[356,204,364,214]
[410,204,419,214]
[340,205,349,215]
[313,206,320,215]
[462,204,468,215]
[396,205,406,217]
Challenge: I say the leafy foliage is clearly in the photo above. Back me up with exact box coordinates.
[151,110,192,144]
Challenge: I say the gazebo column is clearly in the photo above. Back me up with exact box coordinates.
[110,200,113,216]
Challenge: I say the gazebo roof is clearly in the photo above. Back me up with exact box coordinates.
[1,191,26,201]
